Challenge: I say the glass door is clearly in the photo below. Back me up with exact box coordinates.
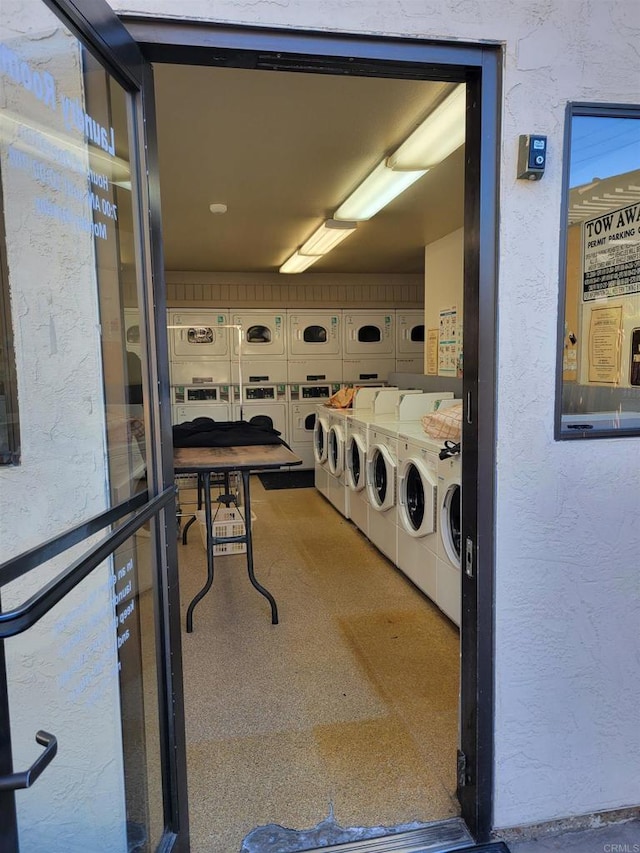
[0,1,188,850]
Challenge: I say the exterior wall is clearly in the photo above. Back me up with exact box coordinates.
[108,0,640,831]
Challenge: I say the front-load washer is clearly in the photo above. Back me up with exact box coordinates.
[171,384,232,425]
[288,382,340,470]
[231,310,287,383]
[395,310,425,374]
[232,383,288,443]
[313,404,331,498]
[167,310,232,385]
[326,408,350,518]
[343,310,395,384]
[366,422,400,564]
[287,311,343,383]
[345,414,370,536]
[437,445,462,627]
[396,430,440,603]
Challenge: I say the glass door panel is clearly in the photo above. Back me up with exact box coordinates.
[0,1,186,849]
[3,526,164,851]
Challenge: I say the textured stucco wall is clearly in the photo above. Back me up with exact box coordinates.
[107,0,640,831]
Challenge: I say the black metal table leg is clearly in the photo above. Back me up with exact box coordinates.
[180,473,203,545]
[241,470,278,624]
[186,471,215,633]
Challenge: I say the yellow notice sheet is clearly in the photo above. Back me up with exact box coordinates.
[426,328,439,375]
[588,305,623,384]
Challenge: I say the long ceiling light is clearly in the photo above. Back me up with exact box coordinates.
[279,219,357,273]
[334,83,466,221]
[334,160,427,221]
[279,251,321,274]
[387,84,466,170]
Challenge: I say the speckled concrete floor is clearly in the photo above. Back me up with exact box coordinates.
[177,478,460,852]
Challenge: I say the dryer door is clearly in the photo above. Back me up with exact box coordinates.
[366,444,396,511]
[313,416,329,464]
[288,312,341,357]
[346,433,366,491]
[327,424,345,475]
[398,457,437,537]
[232,312,286,358]
[169,311,230,361]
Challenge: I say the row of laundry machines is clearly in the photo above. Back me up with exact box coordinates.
[314,387,462,627]
[126,307,426,385]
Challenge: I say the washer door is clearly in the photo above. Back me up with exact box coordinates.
[327,424,345,475]
[346,433,366,491]
[441,482,462,567]
[398,457,437,537]
[313,416,329,464]
[366,443,396,511]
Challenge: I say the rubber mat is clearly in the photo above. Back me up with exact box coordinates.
[258,470,315,489]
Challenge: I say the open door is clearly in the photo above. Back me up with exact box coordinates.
[0,1,188,850]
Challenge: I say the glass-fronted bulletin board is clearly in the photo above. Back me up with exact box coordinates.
[557,104,640,438]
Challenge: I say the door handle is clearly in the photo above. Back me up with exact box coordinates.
[0,731,58,791]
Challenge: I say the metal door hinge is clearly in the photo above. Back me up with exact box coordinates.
[465,536,474,578]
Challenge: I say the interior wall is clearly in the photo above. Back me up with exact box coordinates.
[164,270,423,309]
[424,228,464,375]
[109,0,640,834]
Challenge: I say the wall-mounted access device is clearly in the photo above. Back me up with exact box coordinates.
[517,134,547,180]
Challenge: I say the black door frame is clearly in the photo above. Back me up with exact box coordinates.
[122,16,501,842]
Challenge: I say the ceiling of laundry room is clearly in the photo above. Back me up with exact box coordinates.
[152,64,465,274]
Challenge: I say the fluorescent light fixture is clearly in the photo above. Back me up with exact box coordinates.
[279,251,321,274]
[387,84,466,171]
[334,160,426,221]
[299,219,357,254]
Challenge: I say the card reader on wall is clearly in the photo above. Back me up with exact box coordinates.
[517,134,547,180]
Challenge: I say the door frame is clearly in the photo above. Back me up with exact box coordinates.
[122,16,501,842]
[38,1,190,848]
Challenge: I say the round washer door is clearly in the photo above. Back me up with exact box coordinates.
[327,424,345,475]
[398,457,437,537]
[313,417,329,464]
[366,444,396,511]
[441,482,462,567]
[346,433,366,491]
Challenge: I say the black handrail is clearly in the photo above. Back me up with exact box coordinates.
[0,731,58,792]
[0,487,175,639]
[0,491,149,587]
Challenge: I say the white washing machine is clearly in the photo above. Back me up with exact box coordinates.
[288,382,340,470]
[232,383,288,442]
[396,428,440,604]
[395,310,425,374]
[342,310,395,384]
[437,445,462,627]
[313,404,331,498]
[287,311,343,383]
[366,421,400,564]
[345,414,370,536]
[171,384,232,425]
[167,309,232,385]
[326,408,350,518]
[230,309,287,383]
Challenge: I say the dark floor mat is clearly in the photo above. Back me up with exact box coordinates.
[258,470,315,490]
